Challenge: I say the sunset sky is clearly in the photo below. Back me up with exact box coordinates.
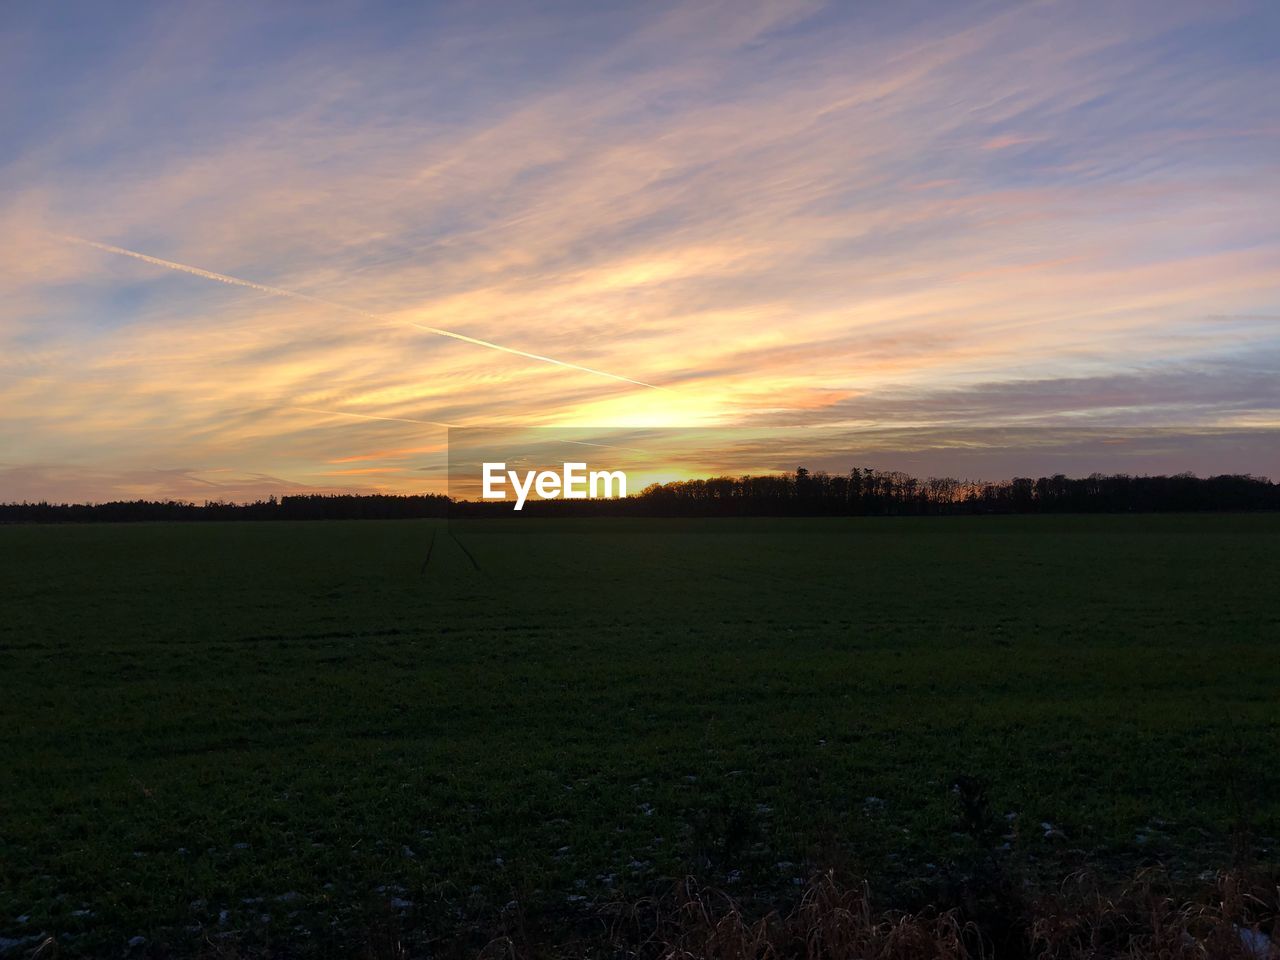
[2,0,1278,502]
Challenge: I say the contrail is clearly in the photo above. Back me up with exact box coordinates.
[291,406,458,428]
[556,437,651,455]
[62,235,665,390]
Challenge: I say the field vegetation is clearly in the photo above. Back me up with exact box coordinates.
[1,515,1278,956]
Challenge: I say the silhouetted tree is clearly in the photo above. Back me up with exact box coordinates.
[2,471,1276,522]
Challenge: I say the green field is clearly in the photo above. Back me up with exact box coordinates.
[2,515,1278,955]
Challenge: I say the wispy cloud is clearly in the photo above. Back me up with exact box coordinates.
[1,0,1278,499]
[65,235,664,389]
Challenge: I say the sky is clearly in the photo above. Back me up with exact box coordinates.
[2,0,1278,502]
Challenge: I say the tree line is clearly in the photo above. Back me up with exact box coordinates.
[2,470,1277,522]
[0,494,451,523]
[620,468,1280,516]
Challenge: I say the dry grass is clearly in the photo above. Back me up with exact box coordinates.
[462,870,1278,960]
[1029,869,1279,959]
[637,873,973,960]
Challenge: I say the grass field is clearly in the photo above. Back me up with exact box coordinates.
[2,515,1278,956]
